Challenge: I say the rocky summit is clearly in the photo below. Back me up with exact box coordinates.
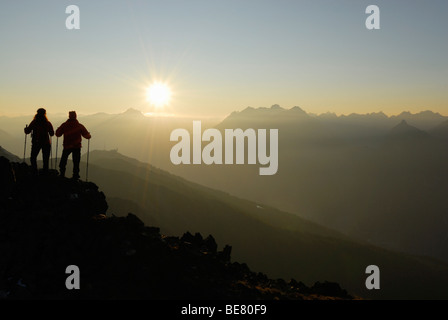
[0,156,353,300]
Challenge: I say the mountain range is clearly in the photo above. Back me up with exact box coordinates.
[2,105,448,299]
[162,106,448,263]
[33,147,445,299]
[2,106,448,162]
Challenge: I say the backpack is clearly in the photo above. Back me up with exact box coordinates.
[32,121,50,144]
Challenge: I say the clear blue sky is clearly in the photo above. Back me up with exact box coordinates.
[0,0,447,118]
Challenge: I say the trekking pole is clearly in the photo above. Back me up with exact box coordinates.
[50,136,53,170]
[86,138,90,182]
[55,137,59,171]
[23,125,28,163]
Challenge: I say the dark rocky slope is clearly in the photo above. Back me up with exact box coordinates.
[0,157,352,300]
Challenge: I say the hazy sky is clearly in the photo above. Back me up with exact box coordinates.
[1,0,447,118]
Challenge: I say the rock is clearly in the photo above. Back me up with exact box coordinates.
[125,213,145,228]
[311,281,352,299]
[181,231,195,244]
[203,235,217,254]
[0,157,15,200]
[0,157,354,300]
[218,245,232,262]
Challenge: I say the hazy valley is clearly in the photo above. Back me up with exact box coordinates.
[2,105,448,299]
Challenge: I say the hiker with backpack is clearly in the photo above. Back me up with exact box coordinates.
[55,111,91,180]
[24,108,55,175]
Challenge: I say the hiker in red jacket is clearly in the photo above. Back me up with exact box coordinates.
[56,111,91,180]
[24,108,54,175]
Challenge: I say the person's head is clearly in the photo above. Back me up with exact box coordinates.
[69,111,77,120]
[34,108,48,122]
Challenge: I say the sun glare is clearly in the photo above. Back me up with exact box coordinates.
[146,82,172,108]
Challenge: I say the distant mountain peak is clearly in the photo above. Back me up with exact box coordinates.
[316,111,337,118]
[419,110,441,116]
[288,106,308,116]
[219,104,310,127]
[122,108,144,117]
[234,105,286,117]
[388,119,428,139]
[392,119,415,131]
[394,110,445,120]
[372,111,388,118]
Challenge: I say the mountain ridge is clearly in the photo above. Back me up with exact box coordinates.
[3,146,448,299]
[220,105,448,129]
[2,106,448,294]
[0,156,354,300]
[0,146,21,163]
[387,120,430,139]
[75,149,448,299]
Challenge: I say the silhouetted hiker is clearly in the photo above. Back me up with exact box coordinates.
[56,111,91,180]
[24,108,54,175]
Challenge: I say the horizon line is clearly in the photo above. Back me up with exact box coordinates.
[1,106,447,119]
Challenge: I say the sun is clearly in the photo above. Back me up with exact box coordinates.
[146,82,172,108]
